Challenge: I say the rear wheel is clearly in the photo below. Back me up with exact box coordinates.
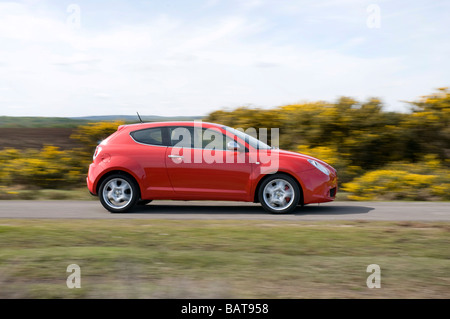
[99,174,139,213]
[258,174,300,214]
[137,200,152,205]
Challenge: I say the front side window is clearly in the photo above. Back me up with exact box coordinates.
[224,126,271,150]
[169,127,194,148]
[169,126,241,150]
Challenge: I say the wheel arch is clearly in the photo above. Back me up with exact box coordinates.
[96,169,142,198]
[253,171,304,205]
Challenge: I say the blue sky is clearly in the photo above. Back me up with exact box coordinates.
[0,0,449,117]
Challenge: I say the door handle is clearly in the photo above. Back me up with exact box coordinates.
[168,155,184,158]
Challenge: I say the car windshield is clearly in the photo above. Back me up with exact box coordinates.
[223,126,272,150]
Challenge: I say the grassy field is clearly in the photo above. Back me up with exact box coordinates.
[0,219,448,299]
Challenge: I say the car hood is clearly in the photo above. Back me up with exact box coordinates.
[274,149,336,173]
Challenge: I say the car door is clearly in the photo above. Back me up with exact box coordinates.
[129,126,175,199]
[164,125,253,201]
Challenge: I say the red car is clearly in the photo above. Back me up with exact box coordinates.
[87,121,337,214]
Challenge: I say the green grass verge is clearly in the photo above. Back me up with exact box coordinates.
[0,219,448,298]
[0,187,96,200]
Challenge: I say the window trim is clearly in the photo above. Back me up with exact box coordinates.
[129,125,250,152]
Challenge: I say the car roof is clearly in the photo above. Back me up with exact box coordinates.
[118,121,225,132]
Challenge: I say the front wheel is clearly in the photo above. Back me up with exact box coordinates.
[258,174,300,214]
[99,174,139,213]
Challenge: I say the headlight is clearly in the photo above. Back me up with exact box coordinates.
[307,159,330,176]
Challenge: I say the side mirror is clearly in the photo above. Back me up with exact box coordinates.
[227,141,241,151]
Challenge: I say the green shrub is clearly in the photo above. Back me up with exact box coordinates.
[0,121,122,190]
[0,145,84,189]
[342,155,450,201]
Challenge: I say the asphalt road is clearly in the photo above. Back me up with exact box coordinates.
[0,200,449,221]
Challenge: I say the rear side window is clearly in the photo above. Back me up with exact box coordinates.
[130,128,163,146]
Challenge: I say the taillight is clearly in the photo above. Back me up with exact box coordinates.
[93,146,102,161]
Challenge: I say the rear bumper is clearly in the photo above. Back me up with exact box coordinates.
[86,163,98,195]
[87,184,97,196]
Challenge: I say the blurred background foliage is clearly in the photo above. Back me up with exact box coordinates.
[0,88,449,200]
[207,87,450,200]
[0,121,123,198]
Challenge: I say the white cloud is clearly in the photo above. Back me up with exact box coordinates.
[0,1,448,116]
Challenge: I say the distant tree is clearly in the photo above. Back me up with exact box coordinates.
[402,87,450,163]
[70,121,124,155]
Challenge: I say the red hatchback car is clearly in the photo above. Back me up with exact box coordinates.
[87,121,337,214]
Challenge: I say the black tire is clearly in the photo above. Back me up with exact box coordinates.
[137,200,153,205]
[98,174,139,213]
[258,174,300,214]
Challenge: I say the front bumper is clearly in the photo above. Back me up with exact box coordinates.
[300,168,338,204]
